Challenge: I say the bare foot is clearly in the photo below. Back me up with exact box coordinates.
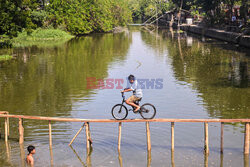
[134,107,140,112]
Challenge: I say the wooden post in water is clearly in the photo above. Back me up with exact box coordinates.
[5,118,8,142]
[6,112,9,137]
[220,122,224,153]
[49,120,52,147]
[171,151,175,167]
[118,122,122,152]
[20,143,25,167]
[244,122,249,154]
[171,122,175,152]
[19,118,24,144]
[204,122,209,154]
[85,122,90,151]
[146,122,151,152]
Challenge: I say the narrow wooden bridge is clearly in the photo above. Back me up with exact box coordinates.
[0,111,249,155]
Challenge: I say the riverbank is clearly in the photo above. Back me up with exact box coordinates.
[11,28,74,48]
[180,25,250,48]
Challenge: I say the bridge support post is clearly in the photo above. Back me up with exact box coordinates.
[49,120,52,147]
[5,118,8,142]
[85,122,92,152]
[146,122,151,152]
[244,122,249,154]
[171,122,175,152]
[19,118,24,144]
[118,122,122,152]
[204,122,209,154]
[220,122,224,153]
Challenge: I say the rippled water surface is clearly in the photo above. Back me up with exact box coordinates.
[0,27,249,166]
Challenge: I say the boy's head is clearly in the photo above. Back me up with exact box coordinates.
[128,74,135,84]
[27,145,36,154]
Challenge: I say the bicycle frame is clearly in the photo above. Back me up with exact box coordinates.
[120,92,140,111]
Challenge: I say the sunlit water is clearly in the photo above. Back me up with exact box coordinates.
[0,27,249,166]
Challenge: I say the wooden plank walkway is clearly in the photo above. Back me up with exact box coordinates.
[0,112,249,155]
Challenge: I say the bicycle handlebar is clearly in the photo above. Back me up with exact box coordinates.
[121,91,125,98]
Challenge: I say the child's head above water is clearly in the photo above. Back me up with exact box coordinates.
[27,145,36,154]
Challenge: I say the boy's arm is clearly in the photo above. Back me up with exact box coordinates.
[121,88,133,92]
[30,157,34,166]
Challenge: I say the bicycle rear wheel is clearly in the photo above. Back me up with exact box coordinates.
[139,103,156,119]
[111,104,128,120]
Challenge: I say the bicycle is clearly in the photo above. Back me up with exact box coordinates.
[111,92,156,120]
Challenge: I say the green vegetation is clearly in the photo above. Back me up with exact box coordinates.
[0,0,132,48]
[0,0,248,48]
[0,55,13,61]
[12,28,74,47]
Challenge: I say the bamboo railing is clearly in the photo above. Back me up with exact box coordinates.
[0,112,249,154]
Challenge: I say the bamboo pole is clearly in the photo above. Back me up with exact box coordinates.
[49,120,52,147]
[171,151,175,167]
[7,117,9,136]
[85,122,90,151]
[118,122,122,152]
[244,122,249,154]
[221,122,224,153]
[5,118,8,142]
[204,122,209,154]
[49,144,54,167]
[69,123,85,146]
[171,122,175,152]
[147,148,152,167]
[1,114,250,123]
[19,118,24,144]
[20,143,25,167]
[146,122,151,151]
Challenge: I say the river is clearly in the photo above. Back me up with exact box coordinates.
[0,27,249,166]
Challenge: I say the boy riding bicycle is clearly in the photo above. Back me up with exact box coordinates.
[121,75,143,112]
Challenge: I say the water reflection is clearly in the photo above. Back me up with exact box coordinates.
[49,145,54,167]
[19,143,25,167]
[244,154,249,167]
[0,32,132,137]
[69,145,86,166]
[118,151,123,167]
[141,29,250,119]
[147,150,151,167]
[5,141,11,164]
[220,153,223,167]
[204,153,208,167]
[69,145,93,167]
[171,151,175,167]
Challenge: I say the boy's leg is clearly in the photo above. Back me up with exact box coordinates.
[125,96,140,111]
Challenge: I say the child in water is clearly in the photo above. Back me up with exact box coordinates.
[26,145,36,166]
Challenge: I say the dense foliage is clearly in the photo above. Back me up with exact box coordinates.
[47,0,132,35]
[0,0,132,38]
[0,0,248,46]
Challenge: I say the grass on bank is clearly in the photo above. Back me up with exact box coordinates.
[12,28,74,47]
[0,55,13,61]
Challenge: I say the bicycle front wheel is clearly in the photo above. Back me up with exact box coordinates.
[139,103,156,119]
[111,104,128,120]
